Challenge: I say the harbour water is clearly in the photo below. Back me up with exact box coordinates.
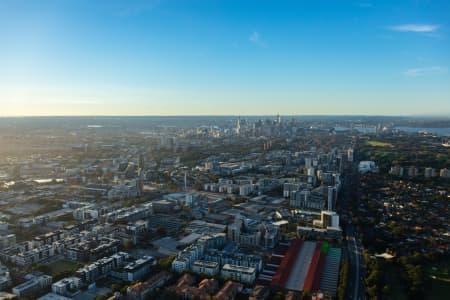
[395,127,450,136]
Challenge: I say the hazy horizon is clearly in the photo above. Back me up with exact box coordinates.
[0,114,450,119]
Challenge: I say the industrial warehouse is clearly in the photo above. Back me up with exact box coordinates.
[257,239,341,295]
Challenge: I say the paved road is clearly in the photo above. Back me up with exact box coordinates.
[341,167,366,300]
[346,222,366,300]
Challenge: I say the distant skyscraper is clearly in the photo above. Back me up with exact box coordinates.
[137,154,145,195]
[138,154,144,170]
[276,114,281,125]
[236,116,241,135]
[327,186,335,211]
[347,148,354,162]
[137,157,143,178]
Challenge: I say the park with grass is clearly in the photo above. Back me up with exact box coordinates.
[367,140,394,147]
[37,259,81,281]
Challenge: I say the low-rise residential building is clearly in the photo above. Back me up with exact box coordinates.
[0,235,16,250]
[111,256,155,282]
[172,233,226,273]
[221,264,256,284]
[12,273,52,298]
[203,250,263,272]
[213,281,243,300]
[75,252,128,283]
[0,264,12,291]
[167,274,219,300]
[191,260,220,276]
[51,277,82,297]
[127,271,172,300]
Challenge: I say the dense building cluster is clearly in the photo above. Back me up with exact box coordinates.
[0,116,447,299]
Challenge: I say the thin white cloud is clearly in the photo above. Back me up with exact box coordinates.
[389,24,439,33]
[249,31,266,47]
[403,66,447,77]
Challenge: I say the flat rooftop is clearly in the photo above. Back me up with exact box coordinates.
[285,241,316,291]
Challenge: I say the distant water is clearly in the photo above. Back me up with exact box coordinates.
[395,126,450,136]
[335,126,450,136]
[334,127,376,133]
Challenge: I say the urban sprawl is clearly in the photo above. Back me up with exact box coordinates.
[0,116,448,300]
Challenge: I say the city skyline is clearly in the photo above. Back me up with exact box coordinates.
[1,0,449,116]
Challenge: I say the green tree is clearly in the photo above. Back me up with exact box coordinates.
[382,284,391,295]
[111,283,123,293]
[367,285,377,298]
[159,256,175,270]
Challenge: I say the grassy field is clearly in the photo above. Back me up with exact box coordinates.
[367,140,394,147]
[45,259,80,276]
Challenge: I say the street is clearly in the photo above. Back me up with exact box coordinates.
[341,166,367,300]
[346,222,366,300]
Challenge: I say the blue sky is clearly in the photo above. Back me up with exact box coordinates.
[0,0,449,116]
